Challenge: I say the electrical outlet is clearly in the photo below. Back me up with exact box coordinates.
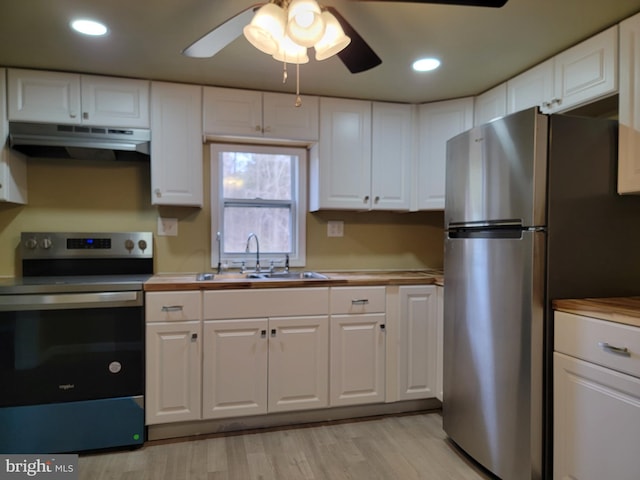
[157,217,178,236]
[327,220,344,237]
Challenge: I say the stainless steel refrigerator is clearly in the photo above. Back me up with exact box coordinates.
[443,107,640,480]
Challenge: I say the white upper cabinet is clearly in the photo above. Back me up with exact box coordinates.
[416,98,474,210]
[549,25,618,113]
[506,59,554,114]
[371,102,413,210]
[309,97,372,210]
[310,98,412,211]
[618,12,640,194]
[8,69,150,128]
[0,68,28,204]
[506,26,618,116]
[150,81,203,207]
[79,74,150,128]
[474,83,506,126]
[202,87,318,141]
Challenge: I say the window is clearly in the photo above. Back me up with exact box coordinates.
[210,143,307,270]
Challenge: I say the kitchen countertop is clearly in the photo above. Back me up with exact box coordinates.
[553,297,640,328]
[144,270,444,291]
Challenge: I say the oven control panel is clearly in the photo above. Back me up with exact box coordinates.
[21,232,153,258]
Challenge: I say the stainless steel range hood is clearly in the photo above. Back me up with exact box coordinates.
[9,122,151,161]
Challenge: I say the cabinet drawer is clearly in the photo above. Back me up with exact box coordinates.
[555,311,640,377]
[145,291,202,322]
[204,288,329,319]
[330,286,386,314]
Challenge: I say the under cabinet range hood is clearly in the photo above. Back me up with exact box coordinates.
[8,122,151,161]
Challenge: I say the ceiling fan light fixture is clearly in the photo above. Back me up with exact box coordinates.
[242,3,286,55]
[314,11,351,61]
[273,35,310,64]
[286,0,325,48]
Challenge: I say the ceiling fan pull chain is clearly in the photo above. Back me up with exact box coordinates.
[295,63,302,107]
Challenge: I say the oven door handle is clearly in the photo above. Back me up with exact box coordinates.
[0,291,142,311]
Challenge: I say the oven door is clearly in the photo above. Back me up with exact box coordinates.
[0,290,144,407]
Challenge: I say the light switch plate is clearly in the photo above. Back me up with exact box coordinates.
[327,220,344,237]
[157,217,178,236]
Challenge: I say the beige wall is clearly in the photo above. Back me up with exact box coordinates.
[0,155,444,277]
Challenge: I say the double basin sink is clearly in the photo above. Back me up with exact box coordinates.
[196,271,329,281]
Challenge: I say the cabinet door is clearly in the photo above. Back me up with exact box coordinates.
[473,83,506,126]
[202,87,262,137]
[268,315,329,412]
[309,97,372,210]
[371,102,412,211]
[550,25,618,114]
[262,92,319,141]
[507,59,554,114]
[0,68,27,204]
[330,313,386,406]
[202,319,268,419]
[8,69,81,124]
[146,321,202,425]
[80,75,149,128]
[150,82,203,207]
[397,285,438,400]
[554,352,640,480]
[619,13,640,194]
[417,98,473,210]
[435,285,444,402]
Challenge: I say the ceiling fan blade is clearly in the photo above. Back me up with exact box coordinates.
[182,4,264,58]
[325,6,382,74]
[354,0,508,7]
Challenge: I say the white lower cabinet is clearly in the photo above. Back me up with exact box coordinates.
[330,286,386,406]
[145,291,203,425]
[203,288,329,419]
[435,285,444,402]
[397,285,438,400]
[554,311,640,480]
[202,319,268,419]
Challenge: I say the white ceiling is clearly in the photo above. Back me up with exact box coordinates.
[2,0,640,104]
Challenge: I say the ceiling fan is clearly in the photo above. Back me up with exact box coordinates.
[182,0,508,74]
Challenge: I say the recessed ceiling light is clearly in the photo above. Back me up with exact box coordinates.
[70,19,108,36]
[413,58,441,72]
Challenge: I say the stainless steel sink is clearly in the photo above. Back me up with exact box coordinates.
[246,271,329,280]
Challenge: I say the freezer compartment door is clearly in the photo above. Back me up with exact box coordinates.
[445,108,548,228]
[443,229,544,480]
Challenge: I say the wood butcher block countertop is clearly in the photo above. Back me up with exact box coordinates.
[553,297,640,328]
[144,270,444,291]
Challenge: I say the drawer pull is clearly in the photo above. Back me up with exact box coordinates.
[598,342,631,357]
[191,333,198,342]
[161,305,184,312]
[351,299,369,305]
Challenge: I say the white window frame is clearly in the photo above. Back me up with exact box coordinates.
[210,143,307,270]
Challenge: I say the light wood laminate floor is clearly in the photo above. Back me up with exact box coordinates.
[79,412,495,480]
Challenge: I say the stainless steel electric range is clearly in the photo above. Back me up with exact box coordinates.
[0,232,153,454]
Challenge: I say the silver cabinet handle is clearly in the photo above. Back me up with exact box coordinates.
[161,305,184,312]
[598,342,630,357]
[351,299,369,305]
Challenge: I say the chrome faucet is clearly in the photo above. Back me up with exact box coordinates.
[245,233,261,272]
